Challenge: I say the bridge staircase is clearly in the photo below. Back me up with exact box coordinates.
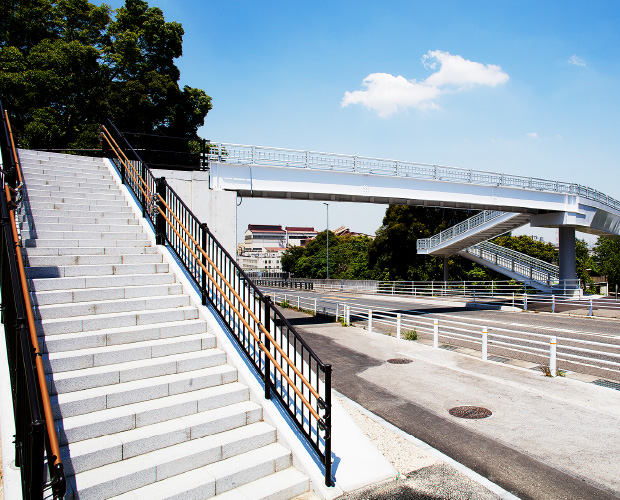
[417,211,558,292]
[17,148,313,499]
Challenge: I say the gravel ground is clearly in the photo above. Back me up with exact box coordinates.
[337,396,504,500]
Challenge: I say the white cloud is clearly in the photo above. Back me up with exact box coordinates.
[526,132,538,139]
[422,50,510,88]
[342,50,509,117]
[341,73,440,118]
[568,55,586,67]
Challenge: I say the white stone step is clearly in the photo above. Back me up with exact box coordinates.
[31,282,181,307]
[25,238,150,248]
[69,424,281,500]
[39,319,208,354]
[19,215,139,226]
[47,347,225,396]
[51,364,234,420]
[26,190,126,202]
[20,159,107,171]
[43,330,213,373]
[25,252,162,268]
[35,292,187,320]
[23,172,114,183]
[55,400,262,477]
[25,179,117,189]
[26,198,129,210]
[21,206,133,218]
[26,261,166,279]
[22,227,148,242]
[23,245,157,257]
[35,305,199,336]
[213,467,309,500]
[56,381,250,445]
[29,272,175,292]
[26,184,121,196]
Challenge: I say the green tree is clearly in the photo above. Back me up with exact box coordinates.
[0,0,211,149]
[280,231,373,280]
[492,234,558,263]
[593,237,620,287]
[367,205,488,281]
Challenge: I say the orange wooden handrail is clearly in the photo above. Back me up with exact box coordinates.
[102,127,324,420]
[100,126,149,196]
[156,194,322,402]
[4,188,62,467]
[157,206,322,421]
[4,111,22,184]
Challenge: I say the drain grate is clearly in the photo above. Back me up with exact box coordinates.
[387,358,412,364]
[449,406,492,419]
[440,344,458,351]
[488,355,510,363]
[592,379,620,391]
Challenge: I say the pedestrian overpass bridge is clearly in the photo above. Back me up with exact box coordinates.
[204,143,620,285]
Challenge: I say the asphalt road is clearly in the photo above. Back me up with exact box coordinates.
[261,287,620,381]
[278,308,620,500]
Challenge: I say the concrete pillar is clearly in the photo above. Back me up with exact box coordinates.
[160,170,237,257]
[443,256,449,282]
[558,226,576,285]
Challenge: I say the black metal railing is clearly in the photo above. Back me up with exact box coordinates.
[119,131,210,171]
[101,121,333,486]
[0,102,66,499]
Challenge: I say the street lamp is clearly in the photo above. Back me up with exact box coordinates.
[323,202,329,279]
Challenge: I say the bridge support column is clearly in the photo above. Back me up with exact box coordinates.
[558,226,576,287]
[443,257,449,282]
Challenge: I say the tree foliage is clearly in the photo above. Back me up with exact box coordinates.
[593,237,620,287]
[281,231,373,280]
[0,0,212,149]
[367,205,494,281]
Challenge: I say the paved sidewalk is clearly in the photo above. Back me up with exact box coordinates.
[280,309,620,500]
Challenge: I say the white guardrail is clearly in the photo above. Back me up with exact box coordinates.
[417,210,505,250]
[207,143,620,212]
[267,291,620,378]
[463,240,559,283]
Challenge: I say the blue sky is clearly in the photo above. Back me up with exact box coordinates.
[102,1,620,245]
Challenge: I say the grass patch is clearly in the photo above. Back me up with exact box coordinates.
[403,330,418,341]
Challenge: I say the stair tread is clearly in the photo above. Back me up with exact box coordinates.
[73,436,286,500]
[57,400,262,477]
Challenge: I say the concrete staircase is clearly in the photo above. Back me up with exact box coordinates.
[17,150,310,500]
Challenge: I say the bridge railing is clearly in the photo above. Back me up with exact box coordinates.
[417,210,507,251]
[463,240,559,284]
[101,123,333,486]
[267,291,620,380]
[207,143,620,212]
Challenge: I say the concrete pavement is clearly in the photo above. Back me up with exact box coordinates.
[279,308,620,499]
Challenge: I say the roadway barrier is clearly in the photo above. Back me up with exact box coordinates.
[268,291,620,381]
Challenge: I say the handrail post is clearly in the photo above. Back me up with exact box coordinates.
[482,327,488,361]
[549,336,557,377]
[433,319,439,348]
[263,296,272,400]
[155,177,166,245]
[201,223,208,305]
[141,161,147,217]
[324,364,332,487]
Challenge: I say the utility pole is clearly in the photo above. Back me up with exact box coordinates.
[323,202,329,279]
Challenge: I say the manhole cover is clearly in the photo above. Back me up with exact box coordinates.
[386,358,412,364]
[448,406,492,419]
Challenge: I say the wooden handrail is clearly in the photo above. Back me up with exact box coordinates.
[4,111,22,184]
[101,125,322,410]
[157,206,323,421]
[4,188,62,466]
[102,127,324,420]
[100,126,149,198]
[156,193,323,402]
